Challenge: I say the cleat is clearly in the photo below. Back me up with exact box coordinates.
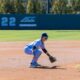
[30,62,41,68]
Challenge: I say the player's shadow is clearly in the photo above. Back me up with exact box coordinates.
[33,66,66,70]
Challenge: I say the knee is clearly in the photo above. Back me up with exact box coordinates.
[37,50,42,55]
[34,50,42,57]
[38,50,42,55]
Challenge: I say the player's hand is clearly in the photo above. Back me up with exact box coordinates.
[49,56,56,63]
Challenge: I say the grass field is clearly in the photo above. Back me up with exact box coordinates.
[0,30,80,41]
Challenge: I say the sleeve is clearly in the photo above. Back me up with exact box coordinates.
[42,48,47,53]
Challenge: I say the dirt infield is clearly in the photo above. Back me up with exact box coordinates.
[0,41,80,80]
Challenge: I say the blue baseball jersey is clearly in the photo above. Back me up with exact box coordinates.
[27,39,45,49]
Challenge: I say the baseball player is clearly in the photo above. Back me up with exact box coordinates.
[24,33,56,68]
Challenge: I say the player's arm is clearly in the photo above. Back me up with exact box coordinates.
[42,48,51,57]
[42,48,56,63]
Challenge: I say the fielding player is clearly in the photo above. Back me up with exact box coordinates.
[24,33,56,68]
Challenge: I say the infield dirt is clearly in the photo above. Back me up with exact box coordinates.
[0,41,80,80]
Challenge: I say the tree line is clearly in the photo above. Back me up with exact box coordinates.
[51,0,80,14]
[0,0,80,14]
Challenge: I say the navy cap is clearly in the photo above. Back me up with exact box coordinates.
[41,33,48,39]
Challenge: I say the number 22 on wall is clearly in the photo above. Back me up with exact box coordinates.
[1,17,16,27]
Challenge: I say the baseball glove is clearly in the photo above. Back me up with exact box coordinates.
[49,56,56,63]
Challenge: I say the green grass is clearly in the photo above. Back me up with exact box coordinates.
[0,30,80,41]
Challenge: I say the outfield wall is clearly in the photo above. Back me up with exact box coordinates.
[0,14,80,30]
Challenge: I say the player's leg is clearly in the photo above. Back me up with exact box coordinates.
[24,47,42,68]
[30,49,42,68]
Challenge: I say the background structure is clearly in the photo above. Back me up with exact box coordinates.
[0,0,80,14]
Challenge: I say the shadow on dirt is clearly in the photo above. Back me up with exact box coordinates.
[31,66,66,70]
